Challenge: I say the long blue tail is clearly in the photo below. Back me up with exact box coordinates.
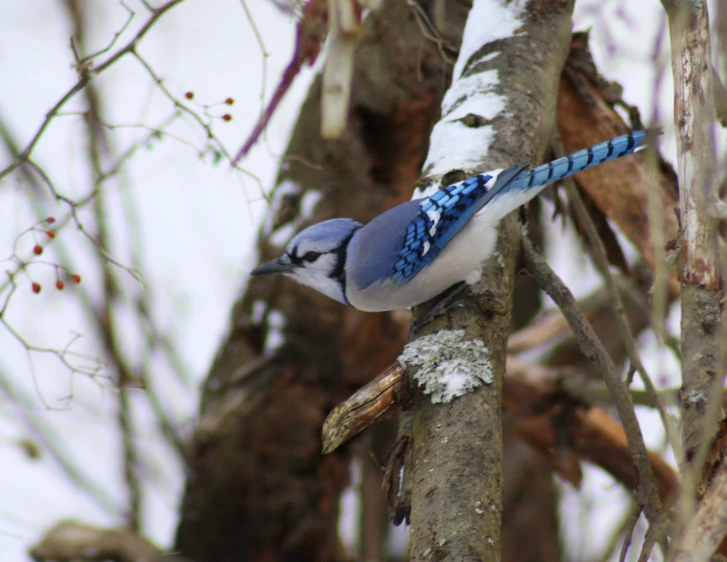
[504,130,654,193]
[390,130,656,284]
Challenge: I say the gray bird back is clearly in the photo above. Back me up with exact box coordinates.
[347,199,423,289]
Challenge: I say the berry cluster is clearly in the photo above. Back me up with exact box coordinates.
[183,91,234,122]
[25,217,82,294]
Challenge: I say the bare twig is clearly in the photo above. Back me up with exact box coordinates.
[618,503,642,562]
[638,515,671,562]
[521,236,666,536]
[0,0,186,182]
[553,133,679,459]
[505,358,679,505]
[64,0,143,529]
[232,0,328,162]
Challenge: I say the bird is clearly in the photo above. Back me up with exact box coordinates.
[251,131,653,313]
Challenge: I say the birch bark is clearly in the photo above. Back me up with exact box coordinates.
[404,2,574,560]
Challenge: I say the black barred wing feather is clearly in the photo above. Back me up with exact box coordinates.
[392,172,500,284]
[389,131,654,285]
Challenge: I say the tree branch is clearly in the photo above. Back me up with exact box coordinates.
[0,0,186,182]
[552,132,678,459]
[402,2,574,560]
[671,459,727,562]
[521,237,666,539]
[663,2,725,557]
[30,520,188,562]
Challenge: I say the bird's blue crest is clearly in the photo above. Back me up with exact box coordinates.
[288,218,362,254]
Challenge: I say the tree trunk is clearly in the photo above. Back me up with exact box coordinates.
[174,2,468,560]
[405,2,574,561]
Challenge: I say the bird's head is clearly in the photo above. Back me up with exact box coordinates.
[251,218,362,304]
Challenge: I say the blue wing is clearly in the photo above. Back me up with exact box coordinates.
[392,163,527,283]
[391,130,653,284]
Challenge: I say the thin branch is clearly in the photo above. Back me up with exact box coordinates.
[64,0,143,529]
[505,357,679,505]
[0,0,186,181]
[618,503,642,562]
[232,0,328,162]
[521,236,666,536]
[552,133,679,460]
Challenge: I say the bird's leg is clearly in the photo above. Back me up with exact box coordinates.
[410,281,468,333]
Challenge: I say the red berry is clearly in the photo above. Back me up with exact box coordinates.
[46,230,55,239]
[33,245,43,255]
[225,97,234,105]
[185,91,194,100]
[46,217,56,224]
[222,114,232,122]
[56,280,64,290]
[32,282,41,294]
[71,274,81,284]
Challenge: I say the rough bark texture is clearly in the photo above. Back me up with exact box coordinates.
[666,0,724,469]
[172,4,679,562]
[174,2,466,561]
[406,2,574,561]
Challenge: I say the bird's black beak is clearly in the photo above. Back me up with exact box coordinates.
[251,255,294,276]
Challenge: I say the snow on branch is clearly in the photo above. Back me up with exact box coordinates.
[409,0,530,403]
[418,1,526,190]
[403,1,575,560]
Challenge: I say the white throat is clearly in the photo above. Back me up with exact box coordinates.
[288,254,347,304]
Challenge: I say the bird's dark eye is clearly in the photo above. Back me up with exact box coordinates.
[302,251,321,262]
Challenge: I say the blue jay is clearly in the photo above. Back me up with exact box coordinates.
[252,131,652,312]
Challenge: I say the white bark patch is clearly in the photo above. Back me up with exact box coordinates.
[264,309,287,353]
[420,0,526,181]
[399,329,492,403]
[422,77,502,178]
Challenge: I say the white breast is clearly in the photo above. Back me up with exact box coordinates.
[345,215,499,312]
